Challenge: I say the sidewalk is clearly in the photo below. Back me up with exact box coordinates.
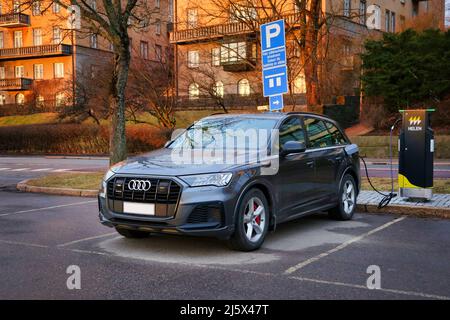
[357,191,450,218]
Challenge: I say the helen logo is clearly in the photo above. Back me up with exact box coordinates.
[409,116,421,126]
[408,116,422,131]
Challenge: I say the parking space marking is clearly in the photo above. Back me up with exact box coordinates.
[0,168,11,171]
[57,232,118,247]
[0,239,49,249]
[288,276,450,300]
[10,168,30,172]
[284,216,407,275]
[30,168,53,172]
[0,200,97,217]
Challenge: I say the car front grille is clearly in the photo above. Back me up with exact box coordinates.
[106,177,182,217]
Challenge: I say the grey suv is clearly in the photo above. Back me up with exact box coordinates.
[98,112,360,251]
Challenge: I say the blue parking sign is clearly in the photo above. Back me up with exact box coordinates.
[260,20,286,52]
[269,95,284,111]
[262,65,288,97]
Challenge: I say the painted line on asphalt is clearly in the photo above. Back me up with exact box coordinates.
[284,216,407,275]
[52,169,70,172]
[0,239,49,248]
[288,276,450,300]
[10,168,30,172]
[0,200,97,217]
[30,168,53,172]
[57,232,118,247]
[0,168,11,171]
[1,233,448,300]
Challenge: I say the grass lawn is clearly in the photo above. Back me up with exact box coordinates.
[26,172,450,194]
[0,113,59,126]
[26,172,105,190]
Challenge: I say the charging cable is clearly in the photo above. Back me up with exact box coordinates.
[359,118,401,209]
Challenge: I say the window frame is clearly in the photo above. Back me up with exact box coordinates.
[34,63,44,80]
[302,116,349,149]
[278,115,306,148]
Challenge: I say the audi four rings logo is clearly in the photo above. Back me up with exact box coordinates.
[127,180,152,191]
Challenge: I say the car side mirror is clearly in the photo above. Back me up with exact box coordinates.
[281,141,306,156]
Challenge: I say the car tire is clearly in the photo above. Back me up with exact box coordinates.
[329,174,357,221]
[228,189,269,252]
[115,227,149,238]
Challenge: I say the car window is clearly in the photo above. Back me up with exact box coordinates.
[279,117,305,147]
[304,117,334,148]
[324,121,347,145]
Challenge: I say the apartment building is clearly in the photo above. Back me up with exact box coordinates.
[0,0,170,110]
[170,0,445,107]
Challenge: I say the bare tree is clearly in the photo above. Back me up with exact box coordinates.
[127,46,177,129]
[14,0,162,164]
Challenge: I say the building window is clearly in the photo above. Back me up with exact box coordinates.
[13,0,20,13]
[188,83,199,100]
[0,66,5,79]
[293,74,306,94]
[0,32,3,49]
[400,15,406,31]
[53,1,60,13]
[0,94,6,105]
[213,81,224,98]
[391,12,396,33]
[53,27,61,44]
[359,1,366,25]
[385,10,391,32]
[155,45,162,61]
[156,20,161,35]
[211,47,220,66]
[55,92,65,107]
[32,1,41,16]
[229,5,257,22]
[54,63,64,78]
[221,42,246,63]
[343,0,351,17]
[90,34,98,48]
[140,41,148,59]
[155,0,160,9]
[238,79,250,96]
[14,31,23,48]
[33,28,42,46]
[15,65,24,78]
[168,0,173,22]
[187,50,199,68]
[34,64,44,79]
[36,95,44,107]
[187,8,198,28]
[15,93,25,105]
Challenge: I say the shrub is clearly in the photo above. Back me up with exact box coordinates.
[0,123,171,155]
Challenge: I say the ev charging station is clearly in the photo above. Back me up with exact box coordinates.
[398,109,434,200]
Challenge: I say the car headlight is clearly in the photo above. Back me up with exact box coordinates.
[180,172,233,187]
[99,169,116,198]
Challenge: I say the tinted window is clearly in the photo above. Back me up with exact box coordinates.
[304,117,334,148]
[325,121,347,145]
[279,117,305,146]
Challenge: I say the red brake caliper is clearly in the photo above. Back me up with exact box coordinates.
[254,203,261,224]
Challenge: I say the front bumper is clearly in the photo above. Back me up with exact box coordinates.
[98,180,239,239]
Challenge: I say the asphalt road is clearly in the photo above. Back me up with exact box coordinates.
[1,188,450,299]
[0,156,449,188]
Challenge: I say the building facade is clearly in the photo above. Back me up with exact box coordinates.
[170,0,445,108]
[0,0,170,112]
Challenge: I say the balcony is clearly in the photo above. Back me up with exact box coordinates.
[0,44,72,61]
[170,13,301,44]
[0,78,33,91]
[221,57,256,72]
[0,13,30,27]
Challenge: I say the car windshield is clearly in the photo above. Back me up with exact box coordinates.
[168,117,278,151]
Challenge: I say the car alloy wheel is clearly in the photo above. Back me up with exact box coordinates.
[342,180,356,215]
[243,196,266,243]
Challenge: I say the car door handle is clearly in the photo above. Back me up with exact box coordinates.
[306,161,314,168]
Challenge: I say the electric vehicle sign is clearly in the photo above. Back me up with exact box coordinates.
[408,116,423,131]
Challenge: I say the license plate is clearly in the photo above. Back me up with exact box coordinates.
[123,202,155,216]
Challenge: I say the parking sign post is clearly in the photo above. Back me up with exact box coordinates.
[260,19,288,111]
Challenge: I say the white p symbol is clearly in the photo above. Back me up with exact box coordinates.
[265,24,280,49]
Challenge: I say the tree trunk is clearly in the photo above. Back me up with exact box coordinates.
[305,0,322,110]
[109,46,131,165]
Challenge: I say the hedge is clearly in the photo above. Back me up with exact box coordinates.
[0,123,171,155]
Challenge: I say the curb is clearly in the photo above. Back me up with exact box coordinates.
[17,179,97,198]
[356,204,450,219]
